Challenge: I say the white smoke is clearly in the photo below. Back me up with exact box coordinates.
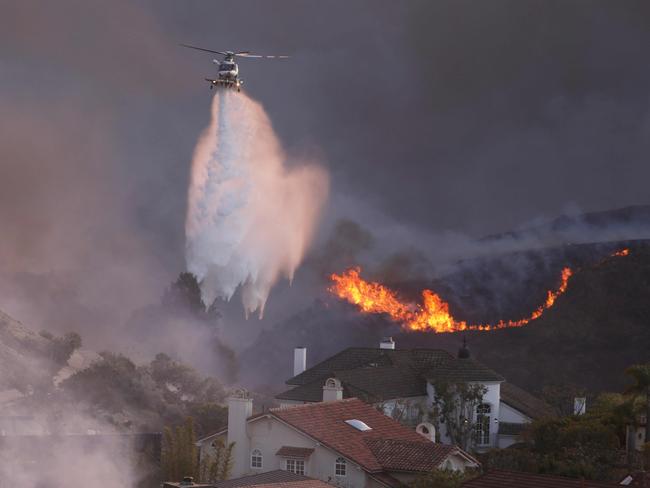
[185,91,329,316]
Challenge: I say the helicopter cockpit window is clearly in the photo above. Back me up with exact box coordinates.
[220,64,235,71]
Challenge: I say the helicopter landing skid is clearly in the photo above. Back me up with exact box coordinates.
[205,78,242,92]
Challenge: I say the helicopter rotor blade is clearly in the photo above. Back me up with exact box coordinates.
[237,53,291,59]
[180,43,227,56]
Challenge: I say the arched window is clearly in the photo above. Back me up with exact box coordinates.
[251,449,263,469]
[335,457,347,477]
[474,404,491,445]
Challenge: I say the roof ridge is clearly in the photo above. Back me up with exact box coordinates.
[269,397,359,412]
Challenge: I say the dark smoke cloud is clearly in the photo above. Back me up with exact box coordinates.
[1,0,649,363]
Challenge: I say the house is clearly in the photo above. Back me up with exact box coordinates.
[197,392,479,488]
[276,339,553,450]
[462,470,618,487]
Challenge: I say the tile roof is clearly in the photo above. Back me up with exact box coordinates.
[286,348,451,386]
[500,382,555,420]
[425,357,504,383]
[212,470,328,488]
[368,471,407,488]
[275,446,315,459]
[277,366,427,402]
[281,348,505,406]
[270,398,467,473]
[364,438,462,472]
[462,470,617,488]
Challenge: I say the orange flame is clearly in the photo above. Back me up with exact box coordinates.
[329,248,630,333]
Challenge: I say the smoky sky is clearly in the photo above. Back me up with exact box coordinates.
[1,0,649,350]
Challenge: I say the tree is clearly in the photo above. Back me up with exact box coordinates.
[199,437,234,483]
[162,417,199,482]
[429,380,487,450]
[162,417,234,483]
[541,383,587,417]
[625,364,650,443]
[49,331,83,365]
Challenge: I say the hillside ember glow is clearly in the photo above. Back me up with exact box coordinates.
[329,249,630,333]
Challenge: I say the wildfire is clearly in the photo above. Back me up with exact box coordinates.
[328,248,630,333]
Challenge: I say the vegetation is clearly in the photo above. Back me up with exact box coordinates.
[481,365,650,481]
[409,468,477,488]
[624,364,650,443]
[61,351,227,434]
[162,417,233,483]
[429,380,487,450]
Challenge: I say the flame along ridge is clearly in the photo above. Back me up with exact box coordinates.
[328,249,630,333]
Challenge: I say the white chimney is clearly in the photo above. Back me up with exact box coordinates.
[574,397,586,415]
[293,347,307,376]
[380,337,395,350]
[227,389,253,477]
[322,377,343,402]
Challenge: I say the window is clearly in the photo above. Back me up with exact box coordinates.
[474,404,491,445]
[409,404,420,420]
[286,459,305,475]
[335,457,347,477]
[251,449,263,469]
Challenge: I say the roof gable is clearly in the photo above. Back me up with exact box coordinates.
[500,382,554,420]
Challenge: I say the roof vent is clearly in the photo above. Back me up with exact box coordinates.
[380,337,395,350]
[345,419,372,431]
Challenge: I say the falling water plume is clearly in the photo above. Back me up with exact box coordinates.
[186,91,328,316]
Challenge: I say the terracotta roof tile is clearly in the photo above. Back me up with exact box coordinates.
[270,398,467,473]
[369,471,407,488]
[364,438,459,472]
[213,470,326,488]
[462,470,617,488]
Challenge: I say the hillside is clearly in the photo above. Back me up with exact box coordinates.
[239,240,650,396]
[0,309,228,436]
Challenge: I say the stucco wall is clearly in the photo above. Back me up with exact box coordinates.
[200,416,368,487]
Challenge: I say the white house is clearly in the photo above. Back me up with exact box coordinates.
[276,339,553,451]
[197,391,479,488]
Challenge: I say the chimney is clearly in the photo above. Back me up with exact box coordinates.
[574,397,586,415]
[379,337,395,350]
[293,347,307,377]
[227,389,253,477]
[323,377,343,402]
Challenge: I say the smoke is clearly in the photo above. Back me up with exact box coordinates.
[186,91,328,316]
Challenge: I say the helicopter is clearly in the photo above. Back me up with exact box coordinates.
[181,44,290,92]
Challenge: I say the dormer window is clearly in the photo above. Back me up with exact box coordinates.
[344,419,372,431]
[251,449,263,469]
